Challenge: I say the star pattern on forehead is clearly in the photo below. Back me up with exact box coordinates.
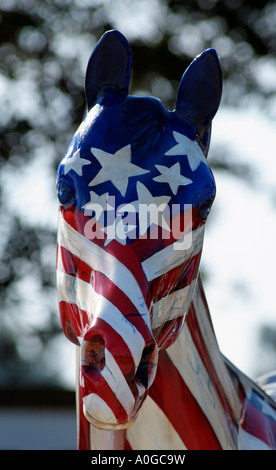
[136,181,171,208]
[73,136,209,246]
[102,213,137,246]
[128,181,171,235]
[153,162,193,195]
[63,148,91,176]
[165,131,207,171]
[89,144,149,197]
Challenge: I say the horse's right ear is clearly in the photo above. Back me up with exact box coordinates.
[85,30,132,111]
[176,49,222,155]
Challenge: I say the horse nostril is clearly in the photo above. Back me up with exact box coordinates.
[81,335,105,371]
[136,344,156,388]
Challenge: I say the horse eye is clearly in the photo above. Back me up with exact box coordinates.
[198,199,213,221]
[57,181,74,206]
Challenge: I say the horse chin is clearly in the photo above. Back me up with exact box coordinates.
[83,405,135,431]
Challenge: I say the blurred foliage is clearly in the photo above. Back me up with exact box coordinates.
[260,325,276,355]
[0,0,276,387]
[255,324,276,378]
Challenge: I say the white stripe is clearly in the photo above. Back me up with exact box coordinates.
[192,281,242,422]
[83,394,117,425]
[151,280,196,330]
[167,323,236,449]
[238,428,272,450]
[141,225,204,281]
[58,213,149,326]
[101,349,135,416]
[76,346,127,450]
[83,349,136,423]
[57,271,145,368]
[127,396,187,450]
[89,426,126,450]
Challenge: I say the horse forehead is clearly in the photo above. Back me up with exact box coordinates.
[57,94,215,226]
[79,97,167,149]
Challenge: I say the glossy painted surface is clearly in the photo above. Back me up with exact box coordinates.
[56,30,276,449]
[56,30,220,432]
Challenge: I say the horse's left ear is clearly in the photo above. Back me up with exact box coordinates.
[176,49,222,155]
[85,30,132,111]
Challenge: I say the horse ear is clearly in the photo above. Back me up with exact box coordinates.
[176,49,222,155]
[85,30,132,110]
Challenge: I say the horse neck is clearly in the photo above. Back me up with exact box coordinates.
[126,274,243,450]
[179,274,242,437]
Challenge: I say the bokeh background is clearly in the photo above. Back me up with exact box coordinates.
[1,0,276,448]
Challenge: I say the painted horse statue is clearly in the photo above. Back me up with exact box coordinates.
[56,30,276,450]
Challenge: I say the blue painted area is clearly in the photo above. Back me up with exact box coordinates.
[57,30,221,242]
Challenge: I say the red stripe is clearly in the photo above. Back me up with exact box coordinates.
[186,304,238,444]
[60,206,150,304]
[130,208,204,262]
[78,378,91,450]
[59,300,91,343]
[149,350,221,449]
[153,316,184,350]
[125,439,132,450]
[57,244,153,343]
[149,251,201,303]
[81,368,129,425]
[56,242,76,275]
[197,274,215,334]
[92,271,152,342]
[83,317,137,386]
[241,396,276,448]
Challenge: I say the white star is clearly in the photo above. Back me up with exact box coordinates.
[165,131,207,171]
[102,213,137,246]
[89,144,149,197]
[63,148,91,176]
[153,162,193,195]
[129,182,171,236]
[82,191,110,220]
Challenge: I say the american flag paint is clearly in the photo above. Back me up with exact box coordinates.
[56,30,276,450]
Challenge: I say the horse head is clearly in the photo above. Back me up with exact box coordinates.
[56,30,222,430]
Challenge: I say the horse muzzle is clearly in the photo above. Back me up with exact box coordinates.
[80,320,158,430]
